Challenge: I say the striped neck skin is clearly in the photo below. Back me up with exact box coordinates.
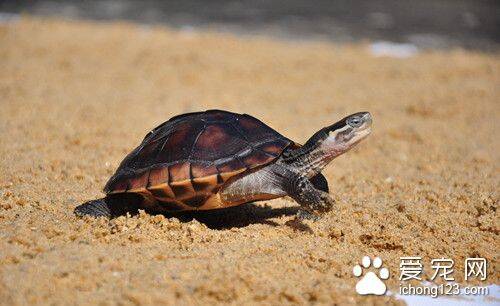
[283,112,372,177]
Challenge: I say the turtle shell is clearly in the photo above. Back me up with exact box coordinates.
[104,110,292,211]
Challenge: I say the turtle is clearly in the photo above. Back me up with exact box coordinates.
[75,110,372,220]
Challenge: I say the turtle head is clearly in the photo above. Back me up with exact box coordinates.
[325,112,372,152]
[284,112,372,176]
[312,111,372,170]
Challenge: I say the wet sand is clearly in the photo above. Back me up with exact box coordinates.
[0,18,498,305]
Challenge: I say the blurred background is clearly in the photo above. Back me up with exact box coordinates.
[1,0,499,51]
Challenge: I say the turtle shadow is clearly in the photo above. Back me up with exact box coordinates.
[77,195,308,230]
[160,203,299,230]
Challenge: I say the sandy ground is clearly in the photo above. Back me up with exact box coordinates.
[0,18,498,305]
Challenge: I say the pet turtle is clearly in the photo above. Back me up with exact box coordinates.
[75,110,372,219]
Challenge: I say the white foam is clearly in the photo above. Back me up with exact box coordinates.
[369,41,418,58]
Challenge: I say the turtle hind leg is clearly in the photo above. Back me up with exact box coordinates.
[74,198,111,218]
[74,193,143,218]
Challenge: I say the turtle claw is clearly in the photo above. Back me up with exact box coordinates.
[285,211,315,233]
[317,193,335,213]
[296,209,321,221]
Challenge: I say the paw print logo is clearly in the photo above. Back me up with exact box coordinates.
[353,256,389,295]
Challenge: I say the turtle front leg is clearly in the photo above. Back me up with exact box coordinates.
[277,167,335,220]
[310,172,329,193]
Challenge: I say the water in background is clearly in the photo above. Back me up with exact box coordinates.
[1,0,499,51]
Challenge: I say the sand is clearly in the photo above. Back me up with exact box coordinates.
[0,18,498,305]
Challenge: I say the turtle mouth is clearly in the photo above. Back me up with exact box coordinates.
[352,126,371,143]
[363,112,373,127]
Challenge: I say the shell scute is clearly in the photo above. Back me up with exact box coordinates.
[169,180,195,198]
[148,184,175,200]
[148,167,169,187]
[168,162,191,182]
[215,156,246,173]
[192,175,219,193]
[259,139,290,157]
[191,163,218,178]
[241,150,271,167]
[127,170,150,192]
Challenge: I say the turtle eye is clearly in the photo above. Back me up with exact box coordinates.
[347,116,363,128]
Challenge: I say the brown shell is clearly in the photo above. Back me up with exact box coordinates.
[104,110,292,210]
